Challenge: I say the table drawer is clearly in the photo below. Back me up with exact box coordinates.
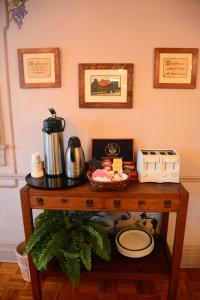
[104,198,180,211]
[29,196,102,210]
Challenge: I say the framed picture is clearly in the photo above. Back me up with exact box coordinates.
[17,48,61,88]
[153,48,198,89]
[79,63,133,108]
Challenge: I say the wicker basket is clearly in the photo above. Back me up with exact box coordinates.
[87,170,129,191]
[15,242,31,282]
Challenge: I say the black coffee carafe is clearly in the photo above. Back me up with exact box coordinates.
[65,136,85,178]
[43,108,65,176]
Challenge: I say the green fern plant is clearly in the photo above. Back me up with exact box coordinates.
[24,210,111,288]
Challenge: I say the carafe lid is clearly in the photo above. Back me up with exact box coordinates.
[68,136,81,147]
[43,108,65,134]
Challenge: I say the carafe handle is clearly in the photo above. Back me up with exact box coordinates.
[70,147,75,162]
[60,117,66,131]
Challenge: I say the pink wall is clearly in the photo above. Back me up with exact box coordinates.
[6,0,200,176]
[0,0,200,254]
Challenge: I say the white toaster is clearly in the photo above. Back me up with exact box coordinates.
[137,149,180,183]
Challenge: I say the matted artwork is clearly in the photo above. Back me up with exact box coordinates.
[154,48,198,88]
[79,63,133,108]
[17,48,61,88]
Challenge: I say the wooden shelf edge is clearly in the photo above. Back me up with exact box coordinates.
[41,236,171,282]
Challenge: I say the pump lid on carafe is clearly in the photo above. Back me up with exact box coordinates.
[43,108,66,134]
[68,136,81,148]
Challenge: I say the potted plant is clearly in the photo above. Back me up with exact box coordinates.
[24,210,111,287]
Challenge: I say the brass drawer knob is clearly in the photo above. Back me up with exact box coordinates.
[114,200,121,208]
[138,200,146,206]
[164,200,172,208]
[36,198,44,205]
[86,199,94,208]
[60,198,69,204]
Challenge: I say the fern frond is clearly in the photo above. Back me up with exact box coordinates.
[24,226,47,255]
[33,211,49,226]
[95,233,111,261]
[36,234,63,270]
[58,257,81,288]
[61,250,80,259]
[63,215,73,230]
[80,244,91,271]
[82,225,103,249]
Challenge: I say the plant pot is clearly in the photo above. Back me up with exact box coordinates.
[15,241,31,282]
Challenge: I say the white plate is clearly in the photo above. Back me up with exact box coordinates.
[115,228,154,258]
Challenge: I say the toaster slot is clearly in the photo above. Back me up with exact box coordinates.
[167,151,175,155]
[159,150,176,155]
[150,151,156,155]
[160,151,166,155]
[142,150,148,155]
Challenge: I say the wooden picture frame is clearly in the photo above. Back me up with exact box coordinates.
[79,63,133,108]
[17,48,61,88]
[153,48,198,89]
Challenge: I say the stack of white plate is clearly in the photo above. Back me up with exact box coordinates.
[115,228,154,258]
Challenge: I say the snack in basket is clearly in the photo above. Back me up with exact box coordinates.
[92,169,128,182]
[102,158,112,171]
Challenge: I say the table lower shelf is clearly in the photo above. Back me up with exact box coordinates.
[41,236,171,282]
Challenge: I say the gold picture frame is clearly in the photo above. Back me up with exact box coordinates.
[17,48,61,88]
[79,63,133,108]
[154,48,198,89]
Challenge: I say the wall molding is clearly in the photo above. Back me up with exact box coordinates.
[0,173,25,188]
[169,245,200,268]
[180,176,200,182]
[0,145,7,166]
[0,243,16,262]
[181,245,200,267]
[0,173,25,180]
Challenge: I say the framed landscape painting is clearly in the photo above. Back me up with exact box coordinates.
[79,63,133,108]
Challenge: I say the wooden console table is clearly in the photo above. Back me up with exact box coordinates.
[20,181,189,300]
